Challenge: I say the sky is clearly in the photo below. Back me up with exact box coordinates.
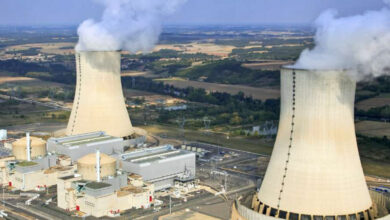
[0,0,387,26]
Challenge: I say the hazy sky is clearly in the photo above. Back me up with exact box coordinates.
[0,0,387,26]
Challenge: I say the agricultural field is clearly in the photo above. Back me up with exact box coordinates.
[152,43,236,57]
[157,78,280,100]
[355,120,390,137]
[242,60,294,70]
[356,93,390,110]
[3,42,75,55]
[141,124,273,155]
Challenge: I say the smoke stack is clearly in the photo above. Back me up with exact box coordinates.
[253,67,373,218]
[66,51,134,138]
[26,132,31,161]
[96,150,101,182]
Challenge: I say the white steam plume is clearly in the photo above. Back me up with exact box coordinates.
[76,0,186,52]
[294,4,390,79]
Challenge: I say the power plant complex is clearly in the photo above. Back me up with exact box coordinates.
[232,67,389,220]
[1,50,389,219]
[0,51,197,218]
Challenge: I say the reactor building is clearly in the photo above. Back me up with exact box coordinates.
[232,67,376,220]
[66,51,134,138]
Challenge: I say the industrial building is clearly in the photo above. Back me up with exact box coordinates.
[0,129,7,141]
[47,131,126,161]
[66,51,134,138]
[8,161,75,191]
[232,67,374,220]
[118,145,196,190]
[57,150,154,218]
[0,133,75,191]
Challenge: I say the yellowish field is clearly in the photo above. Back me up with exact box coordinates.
[355,120,390,137]
[158,78,280,100]
[0,76,67,90]
[0,76,37,84]
[5,42,75,55]
[153,43,235,57]
[242,61,293,70]
[121,71,156,78]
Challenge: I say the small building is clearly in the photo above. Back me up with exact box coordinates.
[0,156,15,185]
[57,174,154,218]
[0,130,7,141]
[8,159,75,191]
[118,145,196,190]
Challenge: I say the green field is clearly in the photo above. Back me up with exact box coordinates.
[140,124,274,155]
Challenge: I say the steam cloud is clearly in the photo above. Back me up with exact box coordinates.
[294,4,390,79]
[76,0,186,52]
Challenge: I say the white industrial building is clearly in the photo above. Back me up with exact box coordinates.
[0,130,7,141]
[118,145,196,191]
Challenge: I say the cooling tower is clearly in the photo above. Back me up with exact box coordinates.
[66,51,133,138]
[252,67,373,219]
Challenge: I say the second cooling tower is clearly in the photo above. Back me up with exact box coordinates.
[66,51,134,138]
[252,67,372,219]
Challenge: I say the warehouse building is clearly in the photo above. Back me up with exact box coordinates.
[47,131,146,161]
[47,132,125,161]
[118,145,196,190]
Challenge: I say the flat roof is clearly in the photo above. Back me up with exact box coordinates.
[121,145,194,164]
[53,133,121,147]
[85,182,112,190]
[62,136,118,146]
[17,161,38,167]
[59,175,79,180]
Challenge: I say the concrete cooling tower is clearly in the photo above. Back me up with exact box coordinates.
[249,67,373,219]
[66,51,134,138]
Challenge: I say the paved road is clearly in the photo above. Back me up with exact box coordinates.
[135,185,255,220]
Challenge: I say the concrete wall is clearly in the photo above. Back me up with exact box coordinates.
[66,51,134,137]
[231,200,283,220]
[120,153,195,190]
[57,176,82,210]
[10,166,75,191]
[258,68,372,215]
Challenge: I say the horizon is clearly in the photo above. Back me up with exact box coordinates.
[0,0,387,26]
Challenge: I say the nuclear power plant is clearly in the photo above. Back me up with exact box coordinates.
[231,67,384,220]
[66,51,134,138]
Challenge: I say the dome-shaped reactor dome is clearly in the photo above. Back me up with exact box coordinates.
[77,152,116,181]
[12,136,46,160]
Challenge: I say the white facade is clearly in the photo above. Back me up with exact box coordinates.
[0,130,7,140]
[66,51,134,138]
[255,68,372,217]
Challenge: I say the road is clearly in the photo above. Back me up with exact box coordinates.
[134,185,255,220]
